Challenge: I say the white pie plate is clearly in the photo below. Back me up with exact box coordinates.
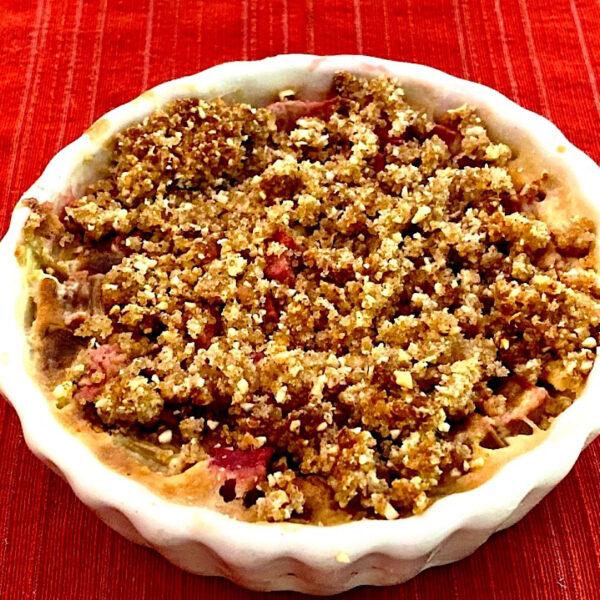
[1,54,600,594]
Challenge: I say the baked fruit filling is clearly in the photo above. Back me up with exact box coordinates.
[19,73,600,523]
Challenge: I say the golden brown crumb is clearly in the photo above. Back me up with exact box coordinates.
[20,72,600,523]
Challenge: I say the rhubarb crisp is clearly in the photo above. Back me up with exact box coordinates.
[18,73,600,524]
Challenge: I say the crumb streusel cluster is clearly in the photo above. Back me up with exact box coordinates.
[21,72,600,523]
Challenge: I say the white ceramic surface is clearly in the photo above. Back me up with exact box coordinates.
[1,55,600,594]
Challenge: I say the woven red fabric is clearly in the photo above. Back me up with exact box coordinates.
[1,1,600,598]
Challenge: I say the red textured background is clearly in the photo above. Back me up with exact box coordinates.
[1,0,600,598]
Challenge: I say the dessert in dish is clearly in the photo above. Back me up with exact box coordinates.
[18,72,600,524]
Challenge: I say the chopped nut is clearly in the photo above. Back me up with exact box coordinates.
[583,337,597,349]
[411,205,431,224]
[394,370,413,389]
[237,378,249,394]
[384,502,400,520]
[158,430,173,444]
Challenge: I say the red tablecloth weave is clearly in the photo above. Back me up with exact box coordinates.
[1,1,600,598]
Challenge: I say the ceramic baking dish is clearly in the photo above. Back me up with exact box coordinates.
[1,54,600,594]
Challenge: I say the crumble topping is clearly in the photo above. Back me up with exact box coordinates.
[20,72,600,523]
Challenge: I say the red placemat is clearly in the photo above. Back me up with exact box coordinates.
[1,1,600,598]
